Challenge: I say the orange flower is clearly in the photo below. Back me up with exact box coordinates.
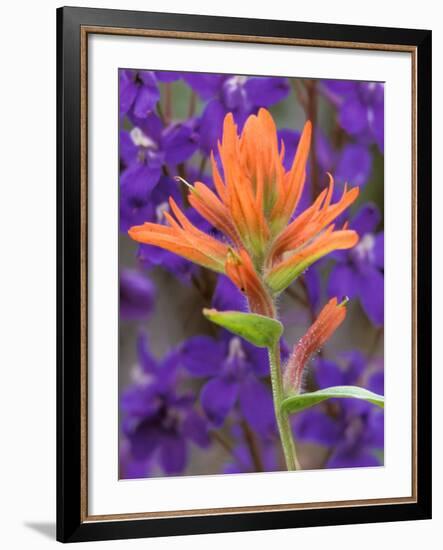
[283,298,347,393]
[128,108,359,315]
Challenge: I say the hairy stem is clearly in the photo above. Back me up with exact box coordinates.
[268,342,301,470]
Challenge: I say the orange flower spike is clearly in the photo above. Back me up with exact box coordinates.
[218,112,271,259]
[240,109,284,213]
[225,248,275,318]
[283,298,347,394]
[270,120,312,234]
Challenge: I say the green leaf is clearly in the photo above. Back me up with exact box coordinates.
[281,385,384,415]
[203,308,283,348]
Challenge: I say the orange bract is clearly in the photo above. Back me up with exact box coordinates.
[128,108,360,314]
[225,248,275,318]
[283,298,347,393]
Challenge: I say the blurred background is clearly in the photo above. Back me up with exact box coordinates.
[118,70,384,479]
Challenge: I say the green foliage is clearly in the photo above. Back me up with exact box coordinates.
[282,385,384,414]
[203,308,283,348]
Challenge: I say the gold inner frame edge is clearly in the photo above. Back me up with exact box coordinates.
[79,25,418,523]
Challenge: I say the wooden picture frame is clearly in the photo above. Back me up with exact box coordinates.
[57,6,432,543]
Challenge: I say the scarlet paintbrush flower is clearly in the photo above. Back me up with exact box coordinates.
[128,108,359,316]
[283,297,347,394]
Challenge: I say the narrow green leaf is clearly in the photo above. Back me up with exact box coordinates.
[203,308,283,348]
[281,385,384,415]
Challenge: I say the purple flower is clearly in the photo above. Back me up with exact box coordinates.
[294,352,384,468]
[180,333,277,437]
[303,266,321,311]
[138,242,198,283]
[161,120,201,165]
[211,275,247,312]
[182,74,225,99]
[119,126,164,232]
[119,269,155,321]
[121,333,210,475]
[334,143,372,187]
[136,176,212,283]
[119,70,160,118]
[322,80,384,153]
[154,71,182,82]
[119,439,151,479]
[328,203,384,326]
[186,73,290,154]
[119,112,199,231]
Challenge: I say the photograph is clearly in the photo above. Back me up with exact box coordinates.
[53,5,431,543]
[118,69,385,479]
[0,0,435,546]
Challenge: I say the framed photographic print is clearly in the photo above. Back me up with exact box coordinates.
[57,6,432,543]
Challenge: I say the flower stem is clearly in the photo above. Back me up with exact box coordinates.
[304,79,320,201]
[268,342,301,470]
[164,82,172,124]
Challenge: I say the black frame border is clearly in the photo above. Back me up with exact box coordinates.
[57,6,432,543]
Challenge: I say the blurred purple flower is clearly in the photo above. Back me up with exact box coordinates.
[136,176,213,283]
[211,275,246,312]
[182,74,225,99]
[328,203,384,326]
[119,129,163,232]
[119,440,151,479]
[303,266,322,312]
[121,333,210,475]
[138,244,198,283]
[180,333,277,437]
[322,80,384,152]
[119,269,155,321]
[154,71,182,82]
[119,70,160,118]
[294,352,384,468]
[186,73,290,154]
[119,112,200,231]
[334,143,372,187]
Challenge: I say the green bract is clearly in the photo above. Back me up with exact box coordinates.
[266,250,328,294]
[281,385,384,415]
[203,308,283,348]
